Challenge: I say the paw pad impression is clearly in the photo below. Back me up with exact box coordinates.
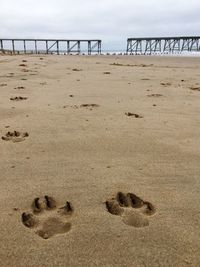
[21,195,73,239]
[106,192,156,228]
[2,131,29,142]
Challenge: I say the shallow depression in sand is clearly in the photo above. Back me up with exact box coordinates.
[122,212,149,227]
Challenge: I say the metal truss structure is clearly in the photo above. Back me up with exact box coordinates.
[126,37,200,54]
[0,39,102,55]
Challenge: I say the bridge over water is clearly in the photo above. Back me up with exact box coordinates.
[126,36,200,55]
[0,39,102,55]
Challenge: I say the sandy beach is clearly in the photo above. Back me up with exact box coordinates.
[0,54,200,267]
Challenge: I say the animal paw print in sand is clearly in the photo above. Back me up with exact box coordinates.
[2,131,29,142]
[106,192,156,228]
[10,96,28,101]
[21,196,73,239]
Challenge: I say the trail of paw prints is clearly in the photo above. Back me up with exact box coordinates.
[21,196,73,239]
[2,131,29,142]
[106,192,156,228]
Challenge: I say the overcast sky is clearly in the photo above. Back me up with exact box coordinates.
[1,0,200,50]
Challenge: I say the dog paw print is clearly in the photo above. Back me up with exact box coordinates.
[2,131,29,142]
[10,96,28,101]
[105,192,156,228]
[21,195,73,239]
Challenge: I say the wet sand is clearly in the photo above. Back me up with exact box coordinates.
[0,54,200,266]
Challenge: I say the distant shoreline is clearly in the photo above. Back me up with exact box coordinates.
[1,49,200,57]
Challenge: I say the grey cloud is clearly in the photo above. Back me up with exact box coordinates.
[0,0,200,49]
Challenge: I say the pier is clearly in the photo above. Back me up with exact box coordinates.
[126,36,200,54]
[0,39,102,55]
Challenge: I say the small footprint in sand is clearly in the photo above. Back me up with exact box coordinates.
[103,72,111,74]
[147,94,163,97]
[80,104,99,108]
[106,192,156,228]
[125,112,143,118]
[21,69,29,72]
[10,96,28,101]
[14,86,25,90]
[0,83,7,87]
[160,82,171,86]
[189,86,200,91]
[72,68,82,71]
[21,196,73,239]
[2,131,29,142]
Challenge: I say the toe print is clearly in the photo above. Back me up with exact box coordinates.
[21,195,73,239]
[106,192,156,228]
[22,212,37,227]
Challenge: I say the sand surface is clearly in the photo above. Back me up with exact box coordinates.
[0,54,200,267]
